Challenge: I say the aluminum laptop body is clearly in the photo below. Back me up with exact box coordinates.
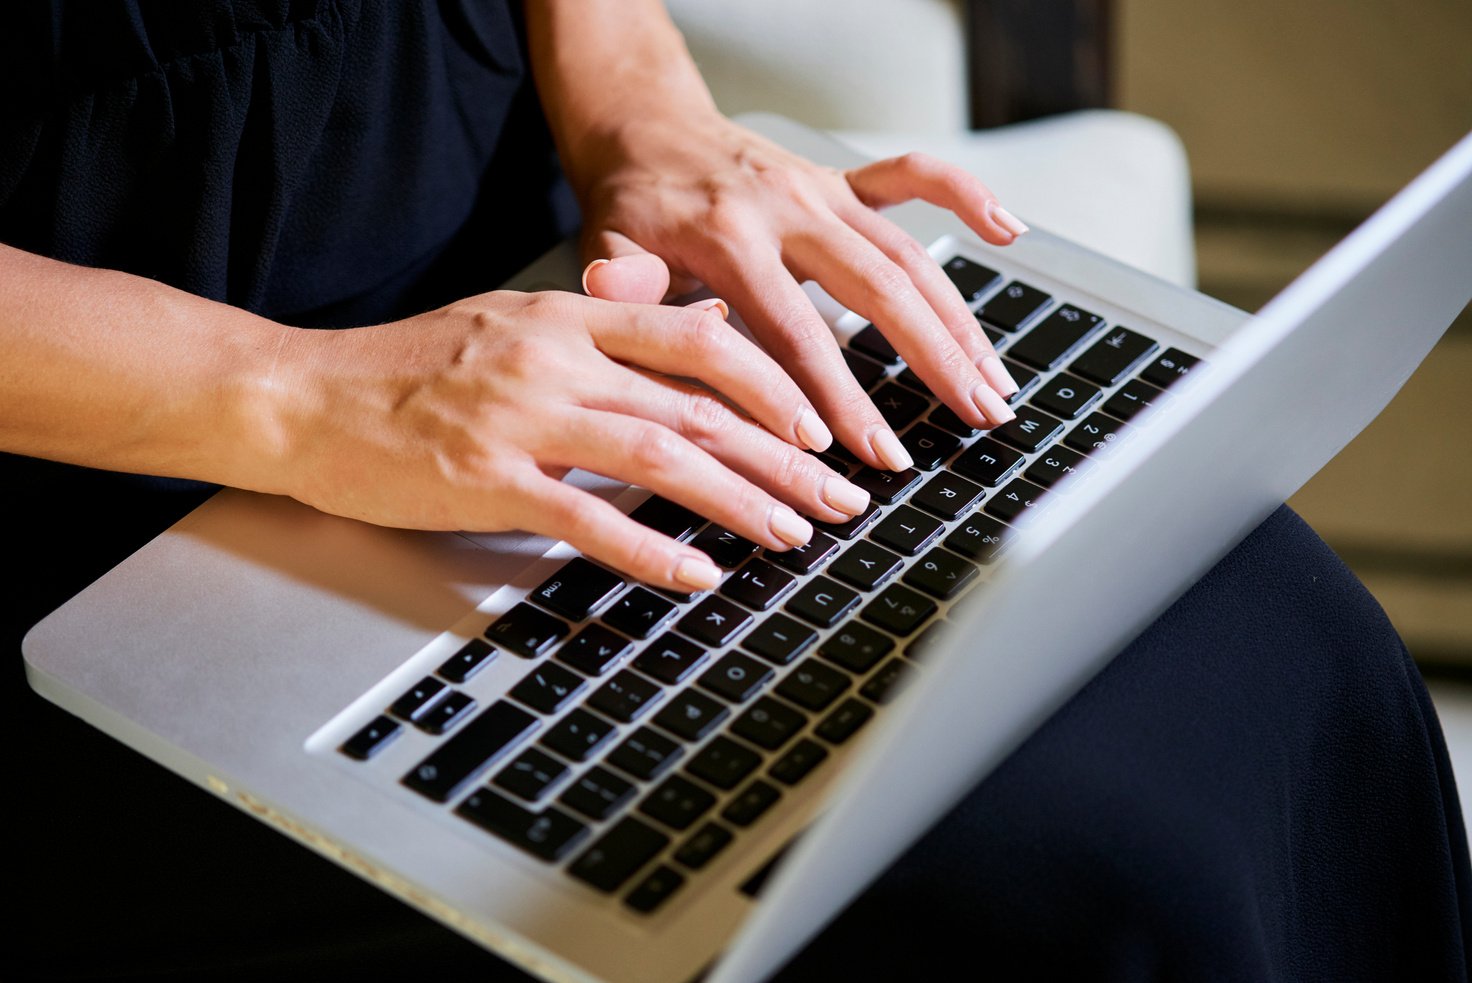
[23,115,1472,983]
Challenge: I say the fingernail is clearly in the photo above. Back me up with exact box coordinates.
[822,476,870,516]
[580,258,610,295]
[769,504,814,547]
[871,429,914,471]
[979,355,1019,398]
[687,297,730,319]
[987,202,1029,237]
[795,409,834,452]
[675,555,722,590]
[972,382,1016,426]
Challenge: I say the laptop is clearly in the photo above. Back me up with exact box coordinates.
[23,114,1472,983]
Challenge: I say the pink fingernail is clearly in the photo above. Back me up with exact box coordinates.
[675,555,722,590]
[872,429,914,471]
[795,409,834,452]
[979,355,1019,398]
[822,477,870,516]
[972,383,1016,426]
[770,505,814,548]
[987,202,1029,237]
[687,297,730,319]
[580,258,610,295]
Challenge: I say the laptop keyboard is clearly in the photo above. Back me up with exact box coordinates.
[334,253,1206,916]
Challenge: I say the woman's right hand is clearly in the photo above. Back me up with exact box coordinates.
[269,289,873,591]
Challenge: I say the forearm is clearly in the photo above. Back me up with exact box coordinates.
[0,244,296,491]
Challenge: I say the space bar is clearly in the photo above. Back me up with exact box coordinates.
[402,701,539,803]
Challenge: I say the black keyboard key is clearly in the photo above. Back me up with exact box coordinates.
[540,707,618,762]
[815,698,874,745]
[861,584,937,635]
[851,466,922,506]
[911,471,983,520]
[628,494,703,541]
[769,738,829,786]
[456,789,588,862]
[842,348,888,390]
[828,540,903,591]
[486,603,569,659]
[698,652,774,703]
[438,639,496,684]
[416,690,478,735]
[1029,372,1102,420]
[720,559,797,611]
[945,514,1015,564]
[900,422,961,471]
[1064,412,1132,455]
[941,255,1002,303]
[653,689,730,742]
[977,280,1051,332]
[951,437,1024,487]
[1006,304,1105,370]
[775,659,851,712]
[992,406,1065,454]
[722,780,782,827]
[686,735,764,790]
[559,766,636,822]
[742,613,819,665]
[625,865,686,914]
[812,449,856,478]
[402,701,538,803]
[903,548,979,601]
[1024,445,1093,490]
[732,696,808,750]
[690,524,760,569]
[557,624,634,676]
[530,558,625,622]
[895,366,933,398]
[509,662,587,715]
[340,715,400,761]
[607,727,684,781]
[603,587,677,639]
[569,817,670,892]
[861,658,913,705]
[870,505,944,556]
[632,632,709,685]
[587,669,663,723]
[1101,378,1169,423]
[848,324,900,364]
[674,822,734,870]
[766,532,838,575]
[495,747,569,802]
[983,325,1008,348]
[389,676,446,723]
[818,621,895,674]
[676,596,752,648]
[1139,347,1203,389]
[639,774,717,831]
[814,501,881,541]
[785,576,861,628]
[1002,359,1041,403]
[927,403,980,438]
[871,382,929,429]
[1070,327,1159,386]
[984,477,1050,525]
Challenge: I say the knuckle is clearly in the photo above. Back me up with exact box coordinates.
[623,530,670,580]
[897,151,939,178]
[769,445,811,494]
[680,308,730,358]
[861,259,914,305]
[629,424,682,476]
[680,391,732,441]
[891,233,933,270]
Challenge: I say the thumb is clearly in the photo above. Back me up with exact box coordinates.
[581,230,672,305]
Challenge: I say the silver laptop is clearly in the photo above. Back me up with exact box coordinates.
[24,114,1472,983]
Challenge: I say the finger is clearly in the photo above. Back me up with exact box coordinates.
[694,243,914,471]
[581,229,672,305]
[511,470,724,591]
[587,298,835,453]
[845,152,1029,246]
[580,368,871,521]
[785,221,1015,429]
[545,409,818,554]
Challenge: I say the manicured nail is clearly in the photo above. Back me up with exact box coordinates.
[979,355,1019,397]
[871,429,914,471]
[988,202,1029,237]
[580,258,610,295]
[687,297,730,319]
[972,382,1016,426]
[769,505,814,547]
[675,555,722,590]
[821,477,870,516]
[795,409,834,452]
